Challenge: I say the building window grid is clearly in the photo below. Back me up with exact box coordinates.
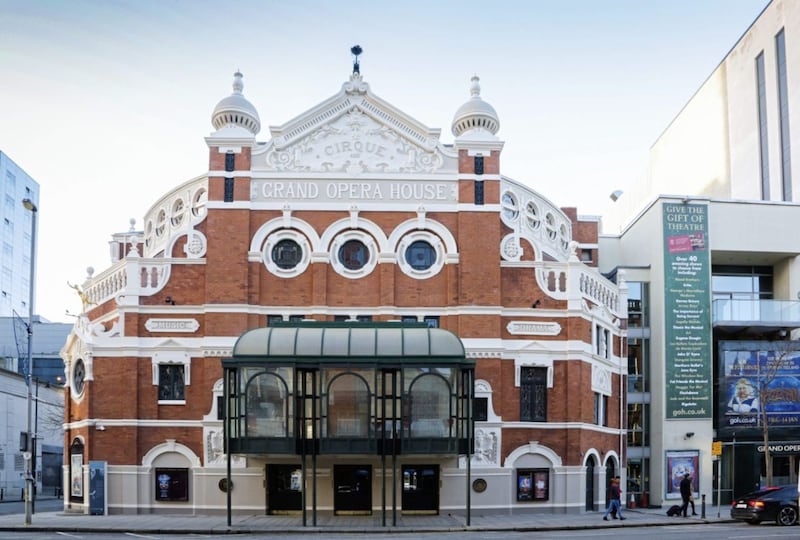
[776,29,792,201]
[595,324,610,358]
[158,364,186,401]
[224,153,235,172]
[520,367,547,422]
[756,52,770,199]
[594,393,608,426]
[224,177,234,202]
[474,180,484,205]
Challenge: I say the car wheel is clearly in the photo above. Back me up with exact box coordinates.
[776,505,798,526]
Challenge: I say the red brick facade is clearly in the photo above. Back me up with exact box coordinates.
[61,71,626,516]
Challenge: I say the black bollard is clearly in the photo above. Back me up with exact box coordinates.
[701,493,706,519]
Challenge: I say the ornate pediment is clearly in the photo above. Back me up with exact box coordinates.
[256,76,456,175]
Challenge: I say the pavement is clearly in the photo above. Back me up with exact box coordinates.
[0,497,737,535]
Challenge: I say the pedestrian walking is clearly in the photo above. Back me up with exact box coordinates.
[602,476,625,521]
[679,473,694,517]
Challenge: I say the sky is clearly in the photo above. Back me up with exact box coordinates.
[0,0,771,323]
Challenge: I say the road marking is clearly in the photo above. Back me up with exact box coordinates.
[125,534,160,539]
[56,533,83,538]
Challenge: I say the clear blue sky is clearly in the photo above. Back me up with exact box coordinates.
[0,0,770,322]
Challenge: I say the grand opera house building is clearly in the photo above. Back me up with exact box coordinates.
[60,57,627,520]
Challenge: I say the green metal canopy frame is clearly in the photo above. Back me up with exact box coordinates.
[224,321,472,367]
[222,321,475,527]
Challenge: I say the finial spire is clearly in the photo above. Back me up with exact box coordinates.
[351,45,363,75]
[232,71,244,94]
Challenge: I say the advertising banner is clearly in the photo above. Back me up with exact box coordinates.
[663,203,712,418]
[665,450,699,500]
[88,461,106,515]
[718,341,800,436]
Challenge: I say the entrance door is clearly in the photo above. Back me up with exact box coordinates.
[585,457,595,511]
[333,465,372,515]
[402,465,439,514]
[267,464,303,515]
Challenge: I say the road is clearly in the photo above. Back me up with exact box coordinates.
[0,523,798,540]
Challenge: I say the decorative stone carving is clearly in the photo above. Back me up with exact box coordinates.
[145,318,200,333]
[472,427,500,467]
[265,107,444,174]
[507,321,562,336]
[592,364,613,395]
[205,428,245,467]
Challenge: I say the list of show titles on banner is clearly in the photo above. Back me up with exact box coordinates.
[663,203,712,419]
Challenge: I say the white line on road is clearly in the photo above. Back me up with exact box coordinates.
[56,533,84,538]
[125,533,161,539]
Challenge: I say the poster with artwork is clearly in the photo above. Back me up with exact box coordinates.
[665,450,699,499]
[89,461,106,515]
[70,454,83,498]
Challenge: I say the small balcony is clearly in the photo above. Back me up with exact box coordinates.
[712,299,800,334]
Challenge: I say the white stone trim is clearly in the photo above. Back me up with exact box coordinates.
[505,441,563,468]
[507,321,562,336]
[145,319,200,333]
[261,228,312,278]
[142,439,201,468]
[329,229,379,279]
[396,230,446,279]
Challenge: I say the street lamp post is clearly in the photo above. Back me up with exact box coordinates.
[22,197,37,526]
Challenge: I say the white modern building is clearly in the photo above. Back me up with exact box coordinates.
[600,0,800,508]
[0,151,39,318]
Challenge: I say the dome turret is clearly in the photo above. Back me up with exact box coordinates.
[211,71,261,135]
[451,76,500,137]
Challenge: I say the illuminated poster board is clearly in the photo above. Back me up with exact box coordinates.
[718,340,800,436]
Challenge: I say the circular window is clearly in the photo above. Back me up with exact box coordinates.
[192,188,208,219]
[525,200,541,231]
[263,230,311,278]
[397,232,445,279]
[144,220,153,249]
[338,240,368,270]
[330,231,378,279]
[559,223,569,251]
[501,191,519,223]
[171,198,185,227]
[405,240,436,271]
[272,239,303,270]
[73,358,86,396]
[155,209,167,238]
[545,212,557,240]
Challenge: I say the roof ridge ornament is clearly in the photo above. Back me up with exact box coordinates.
[351,44,362,75]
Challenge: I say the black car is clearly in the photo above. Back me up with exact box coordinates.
[730,485,799,526]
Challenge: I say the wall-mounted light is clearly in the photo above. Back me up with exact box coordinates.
[164,296,176,305]
[531,299,541,309]
[685,432,694,439]
[96,424,106,431]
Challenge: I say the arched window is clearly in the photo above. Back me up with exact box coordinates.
[245,373,288,437]
[327,373,370,437]
[409,374,451,438]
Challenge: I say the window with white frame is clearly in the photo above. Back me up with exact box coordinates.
[595,324,610,358]
[153,353,191,404]
[594,392,608,426]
